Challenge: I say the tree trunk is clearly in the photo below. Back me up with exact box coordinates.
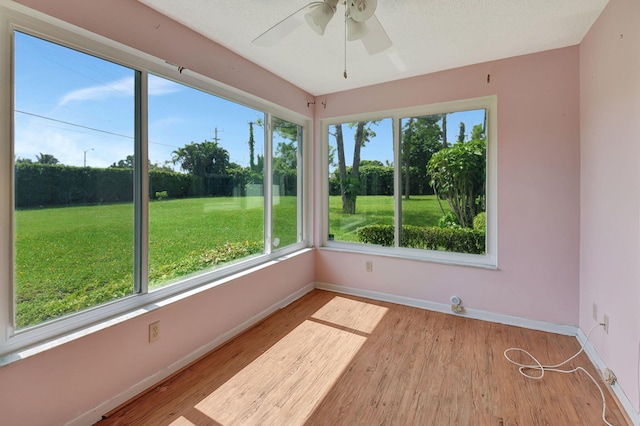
[404,118,413,200]
[442,114,448,148]
[345,122,365,214]
[343,196,356,214]
[335,122,367,215]
[334,125,349,212]
[351,122,364,177]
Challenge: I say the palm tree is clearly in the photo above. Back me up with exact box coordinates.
[36,153,59,165]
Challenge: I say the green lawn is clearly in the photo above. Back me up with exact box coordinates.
[147,197,266,284]
[329,195,446,242]
[15,202,136,328]
[14,194,444,328]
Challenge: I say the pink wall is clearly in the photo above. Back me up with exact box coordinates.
[315,47,582,325]
[0,252,314,425]
[0,1,315,425]
[4,0,638,423]
[580,0,640,414]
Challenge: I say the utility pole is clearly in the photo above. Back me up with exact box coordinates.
[83,148,94,167]
[211,127,223,143]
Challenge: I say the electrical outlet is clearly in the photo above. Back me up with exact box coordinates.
[149,321,160,342]
[592,302,597,321]
[603,314,609,334]
[365,261,373,272]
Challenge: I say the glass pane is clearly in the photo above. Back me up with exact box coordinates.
[272,118,302,249]
[13,32,136,329]
[400,110,486,254]
[328,119,394,244]
[147,75,265,289]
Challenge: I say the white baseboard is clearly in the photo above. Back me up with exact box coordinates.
[314,282,577,336]
[315,281,639,425]
[577,329,640,426]
[67,283,315,426]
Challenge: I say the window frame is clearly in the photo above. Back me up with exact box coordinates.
[269,115,305,250]
[0,3,309,357]
[320,96,497,269]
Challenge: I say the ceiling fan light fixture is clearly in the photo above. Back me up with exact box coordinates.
[346,17,369,41]
[305,2,335,35]
[348,0,377,22]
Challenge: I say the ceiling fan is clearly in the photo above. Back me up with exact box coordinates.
[252,0,392,57]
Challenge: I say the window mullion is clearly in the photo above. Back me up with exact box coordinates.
[264,113,273,255]
[134,70,149,294]
[2,21,14,342]
[297,125,304,242]
[393,118,402,248]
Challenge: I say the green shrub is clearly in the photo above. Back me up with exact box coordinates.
[356,224,485,254]
[427,138,486,227]
[473,212,486,231]
[149,240,263,284]
[437,211,460,228]
[155,191,168,201]
[199,240,263,266]
[355,224,395,246]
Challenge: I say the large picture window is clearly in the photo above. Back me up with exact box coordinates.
[5,26,306,351]
[324,98,496,267]
[328,119,394,242]
[272,118,303,249]
[13,31,137,329]
[147,75,266,289]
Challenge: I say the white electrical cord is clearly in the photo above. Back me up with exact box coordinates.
[503,323,614,426]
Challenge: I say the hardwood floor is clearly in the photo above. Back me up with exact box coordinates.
[97,290,629,425]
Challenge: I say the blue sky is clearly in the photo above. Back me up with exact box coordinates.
[14,31,484,171]
[333,109,485,168]
[14,31,265,170]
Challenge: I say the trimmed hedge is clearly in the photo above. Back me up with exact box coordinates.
[359,165,394,195]
[329,165,435,196]
[14,164,290,208]
[16,164,145,207]
[15,164,134,207]
[149,169,192,199]
[356,224,485,254]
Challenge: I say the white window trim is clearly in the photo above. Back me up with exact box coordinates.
[0,1,310,358]
[320,96,498,269]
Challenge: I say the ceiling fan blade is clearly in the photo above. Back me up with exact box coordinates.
[252,2,322,47]
[360,14,392,55]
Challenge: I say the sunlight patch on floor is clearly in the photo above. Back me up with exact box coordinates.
[167,416,196,426]
[311,296,388,334]
[180,296,387,426]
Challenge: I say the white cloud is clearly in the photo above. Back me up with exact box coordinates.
[148,75,182,96]
[58,75,181,106]
[58,76,135,106]
[15,120,132,168]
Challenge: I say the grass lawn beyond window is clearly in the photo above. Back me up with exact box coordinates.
[329,195,445,242]
[14,195,443,328]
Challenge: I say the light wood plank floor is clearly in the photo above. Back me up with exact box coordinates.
[97,290,629,425]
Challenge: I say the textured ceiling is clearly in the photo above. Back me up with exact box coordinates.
[138,0,609,96]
